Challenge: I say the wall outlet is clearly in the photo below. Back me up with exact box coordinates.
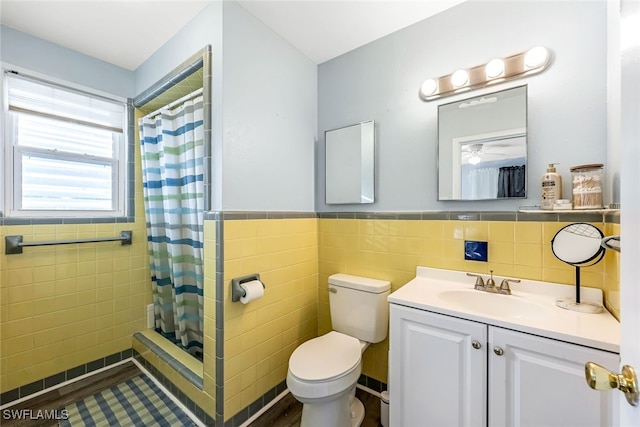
[146,304,154,329]
[464,240,488,262]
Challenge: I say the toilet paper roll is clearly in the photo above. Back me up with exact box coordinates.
[240,280,264,304]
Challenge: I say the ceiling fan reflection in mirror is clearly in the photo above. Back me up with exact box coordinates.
[461,142,509,165]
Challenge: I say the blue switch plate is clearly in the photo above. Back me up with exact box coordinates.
[465,240,488,262]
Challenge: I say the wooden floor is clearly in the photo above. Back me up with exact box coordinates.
[4,364,382,427]
[1,362,141,427]
[248,387,381,427]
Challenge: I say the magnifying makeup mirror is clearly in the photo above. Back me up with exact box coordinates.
[551,223,605,314]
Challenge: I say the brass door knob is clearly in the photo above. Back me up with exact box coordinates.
[585,362,639,407]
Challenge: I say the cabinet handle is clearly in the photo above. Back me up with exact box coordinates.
[472,340,482,349]
[493,347,504,356]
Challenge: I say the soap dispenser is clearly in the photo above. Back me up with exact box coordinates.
[541,163,562,210]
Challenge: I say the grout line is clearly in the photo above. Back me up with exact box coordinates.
[131,358,206,427]
[238,388,290,427]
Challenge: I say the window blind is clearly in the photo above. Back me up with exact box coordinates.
[4,70,125,214]
[5,72,125,132]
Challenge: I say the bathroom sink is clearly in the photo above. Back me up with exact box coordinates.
[437,289,553,320]
[388,267,620,353]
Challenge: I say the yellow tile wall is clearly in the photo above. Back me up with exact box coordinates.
[0,111,151,393]
[318,218,621,384]
[0,222,150,393]
[603,222,620,319]
[223,218,318,420]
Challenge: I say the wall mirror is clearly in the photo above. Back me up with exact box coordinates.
[438,85,527,200]
[326,120,375,204]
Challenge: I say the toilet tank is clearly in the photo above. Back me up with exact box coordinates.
[328,274,391,343]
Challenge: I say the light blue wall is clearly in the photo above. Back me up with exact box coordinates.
[0,25,134,97]
[134,1,317,212]
[133,3,222,97]
[134,2,224,210]
[317,0,609,212]
[221,1,317,211]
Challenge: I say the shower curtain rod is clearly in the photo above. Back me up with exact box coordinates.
[142,87,204,120]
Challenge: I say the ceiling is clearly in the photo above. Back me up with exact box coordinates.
[0,0,465,70]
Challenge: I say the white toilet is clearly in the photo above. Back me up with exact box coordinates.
[287,273,390,427]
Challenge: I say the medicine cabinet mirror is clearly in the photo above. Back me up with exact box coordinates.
[325,120,375,204]
[438,85,527,201]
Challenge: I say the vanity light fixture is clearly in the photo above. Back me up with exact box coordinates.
[485,59,505,79]
[451,69,469,87]
[420,79,438,97]
[419,46,552,101]
[524,46,549,68]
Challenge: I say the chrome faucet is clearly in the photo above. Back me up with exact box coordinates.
[498,278,520,295]
[466,273,485,290]
[467,271,519,295]
[484,270,498,293]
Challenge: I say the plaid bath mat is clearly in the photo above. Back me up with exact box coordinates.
[60,375,197,427]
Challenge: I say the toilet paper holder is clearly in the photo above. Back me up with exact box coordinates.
[231,273,265,302]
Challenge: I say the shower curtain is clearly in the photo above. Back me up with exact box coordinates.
[139,94,204,357]
[461,167,499,199]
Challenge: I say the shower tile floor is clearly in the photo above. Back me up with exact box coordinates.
[1,362,197,427]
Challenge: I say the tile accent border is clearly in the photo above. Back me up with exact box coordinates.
[357,373,387,394]
[0,349,133,407]
[204,211,316,221]
[133,349,215,426]
[202,210,619,223]
[215,219,225,426]
[223,379,288,427]
[317,210,615,223]
[0,216,135,226]
[133,332,204,390]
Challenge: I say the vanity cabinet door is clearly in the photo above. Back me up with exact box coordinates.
[488,327,619,427]
[389,305,487,427]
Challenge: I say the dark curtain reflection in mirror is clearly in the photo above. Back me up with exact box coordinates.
[498,165,526,198]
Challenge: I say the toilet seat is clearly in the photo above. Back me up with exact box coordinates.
[287,332,362,400]
[289,331,361,382]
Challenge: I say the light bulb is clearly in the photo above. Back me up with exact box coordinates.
[420,79,438,97]
[525,46,549,68]
[485,59,504,79]
[469,155,481,165]
[451,69,469,87]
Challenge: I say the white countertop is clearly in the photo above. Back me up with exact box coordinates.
[388,267,620,353]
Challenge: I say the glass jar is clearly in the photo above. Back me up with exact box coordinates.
[570,164,604,209]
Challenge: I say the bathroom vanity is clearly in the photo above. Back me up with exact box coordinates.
[388,267,620,427]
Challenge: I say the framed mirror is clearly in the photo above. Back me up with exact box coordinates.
[325,120,375,204]
[438,85,527,201]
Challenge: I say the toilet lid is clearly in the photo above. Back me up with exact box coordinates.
[289,332,361,382]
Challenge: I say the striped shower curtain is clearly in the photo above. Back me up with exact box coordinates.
[139,94,204,357]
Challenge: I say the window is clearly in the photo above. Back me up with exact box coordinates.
[2,70,129,218]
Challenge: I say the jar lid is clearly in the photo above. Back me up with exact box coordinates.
[570,163,603,172]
